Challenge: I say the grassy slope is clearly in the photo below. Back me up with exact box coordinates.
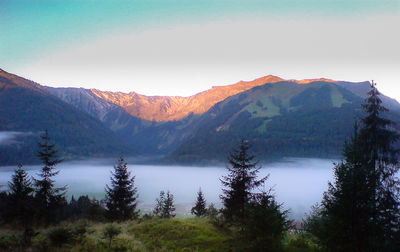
[169,82,366,163]
[0,218,321,252]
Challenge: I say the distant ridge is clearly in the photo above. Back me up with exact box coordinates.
[2,66,400,165]
[291,77,336,84]
[90,75,339,122]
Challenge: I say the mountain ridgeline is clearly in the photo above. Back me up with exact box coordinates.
[1,68,399,165]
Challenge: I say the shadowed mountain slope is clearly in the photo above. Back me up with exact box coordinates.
[45,73,400,162]
[169,81,400,163]
[0,69,135,165]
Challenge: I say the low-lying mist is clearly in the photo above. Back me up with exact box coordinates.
[0,157,336,220]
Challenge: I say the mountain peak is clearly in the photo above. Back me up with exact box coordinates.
[291,77,337,84]
[212,75,284,89]
[90,74,289,121]
[89,74,344,121]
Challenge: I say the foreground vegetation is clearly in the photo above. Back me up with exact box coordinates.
[0,217,321,252]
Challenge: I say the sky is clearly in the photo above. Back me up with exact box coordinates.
[1,0,399,101]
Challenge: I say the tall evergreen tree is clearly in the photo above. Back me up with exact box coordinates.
[191,188,207,217]
[320,124,375,251]
[7,164,34,226]
[318,82,400,251]
[359,81,400,250]
[220,139,268,223]
[360,81,399,164]
[105,156,139,221]
[34,130,67,224]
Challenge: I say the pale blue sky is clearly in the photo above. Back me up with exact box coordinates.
[1,0,399,100]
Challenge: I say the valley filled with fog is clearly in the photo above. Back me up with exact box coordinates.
[0,158,335,220]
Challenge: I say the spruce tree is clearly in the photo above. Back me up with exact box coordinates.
[191,188,207,217]
[163,191,176,218]
[318,82,400,251]
[153,190,176,218]
[34,129,67,224]
[221,140,289,250]
[220,139,268,223]
[320,125,374,251]
[105,156,139,221]
[7,164,34,226]
[359,81,400,250]
[153,190,165,217]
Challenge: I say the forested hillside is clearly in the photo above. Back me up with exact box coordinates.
[0,69,135,165]
[2,68,400,165]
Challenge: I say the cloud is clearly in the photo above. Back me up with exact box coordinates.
[0,131,33,145]
[14,14,400,100]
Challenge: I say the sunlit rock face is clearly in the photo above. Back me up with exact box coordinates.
[89,75,287,121]
[88,75,342,122]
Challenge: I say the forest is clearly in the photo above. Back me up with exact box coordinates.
[0,82,399,251]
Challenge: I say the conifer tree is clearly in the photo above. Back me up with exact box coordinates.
[359,81,400,250]
[241,191,290,252]
[205,203,219,219]
[153,190,165,217]
[320,125,374,251]
[163,191,176,218]
[221,140,289,250]
[318,82,400,251]
[153,190,176,218]
[34,129,67,224]
[220,139,268,223]
[191,188,207,217]
[105,156,139,221]
[7,164,34,226]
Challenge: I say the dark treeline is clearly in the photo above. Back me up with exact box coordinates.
[0,82,399,251]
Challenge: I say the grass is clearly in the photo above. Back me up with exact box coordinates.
[244,98,280,119]
[0,217,321,251]
[129,217,231,251]
[330,86,349,108]
[256,118,271,133]
[0,218,231,252]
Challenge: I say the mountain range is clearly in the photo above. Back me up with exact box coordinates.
[1,68,399,165]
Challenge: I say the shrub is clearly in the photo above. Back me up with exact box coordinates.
[102,224,121,248]
[284,233,323,252]
[32,233,50,251]
[0,235,22,251]
[47,226,73,247]
[72,220,89,241]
